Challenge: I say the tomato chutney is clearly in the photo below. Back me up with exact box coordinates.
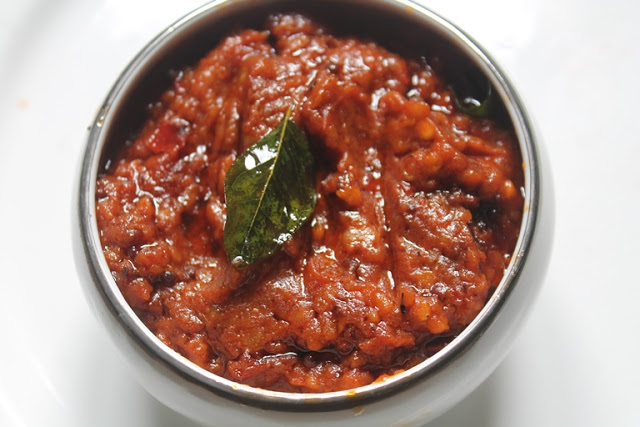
[95,13,524,392]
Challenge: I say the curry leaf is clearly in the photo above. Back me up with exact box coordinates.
[223,108,316,268]
[450,70,495,118]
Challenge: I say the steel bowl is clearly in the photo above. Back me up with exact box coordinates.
[73,0,553,425]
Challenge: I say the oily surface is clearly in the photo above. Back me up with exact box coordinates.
[96,14,524,392]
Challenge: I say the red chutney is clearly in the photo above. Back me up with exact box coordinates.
[96,14,524,392]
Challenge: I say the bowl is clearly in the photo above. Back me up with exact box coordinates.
[73,0,553,425]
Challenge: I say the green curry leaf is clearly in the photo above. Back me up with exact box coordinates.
[223,108,316,268]
[450,70,495,118]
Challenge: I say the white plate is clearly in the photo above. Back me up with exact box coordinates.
[1,0,639,426]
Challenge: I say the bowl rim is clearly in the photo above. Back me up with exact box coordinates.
[78,0,540,412]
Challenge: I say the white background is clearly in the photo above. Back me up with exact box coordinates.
[1,0,638,425]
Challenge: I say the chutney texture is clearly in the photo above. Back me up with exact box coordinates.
[96,14,523,392]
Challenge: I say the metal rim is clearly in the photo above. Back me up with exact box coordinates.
[78,0,540,412]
